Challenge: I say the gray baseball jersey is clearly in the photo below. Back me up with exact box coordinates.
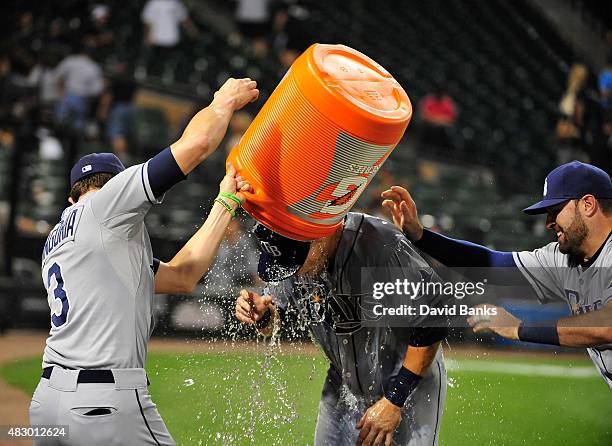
[513,234,612,388]
[41,161,161,369]
[267,213,446,445]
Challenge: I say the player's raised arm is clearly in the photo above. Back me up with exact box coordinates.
[154,163,251,294]
[381,185,517,270]
[171,78,258,175]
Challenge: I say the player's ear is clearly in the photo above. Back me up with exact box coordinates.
[581,195,597,217]
[68,196,75,205]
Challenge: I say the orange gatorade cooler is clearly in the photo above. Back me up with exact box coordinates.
[227,43,412,240]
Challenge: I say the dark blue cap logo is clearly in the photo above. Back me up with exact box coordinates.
[523,161,612,215]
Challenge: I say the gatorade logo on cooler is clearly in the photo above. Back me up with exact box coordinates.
[287,133,392,224]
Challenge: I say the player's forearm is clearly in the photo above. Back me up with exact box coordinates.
[166,201,235,293]
[557,326,612,347]
[516,304,612,347]
[384,342,440,408]
[170,98,235,175]
[557,304,612,347]
[402,342,440,375]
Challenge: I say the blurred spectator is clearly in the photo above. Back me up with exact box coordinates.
[84,4,115,61]
[556,64,588,147]
[54,38,104,131]
[26,52,61,106]
[554,63,603,164]
[12,11,43,55]
[599,55,612,171]
[272,2,312,69]
[234,0,272,58]
[417,86,458,150]
[600,57,612,110]
[141,0,199,66]
[0,56,13,124]
[97,65,137,163]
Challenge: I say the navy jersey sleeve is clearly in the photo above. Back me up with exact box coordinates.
[413,229,530,286]
[414,229,516,267]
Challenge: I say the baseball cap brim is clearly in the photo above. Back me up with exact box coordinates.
[253,223,311,282]
[522,198,570,215]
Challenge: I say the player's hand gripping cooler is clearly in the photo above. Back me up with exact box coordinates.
[227,43,412,240]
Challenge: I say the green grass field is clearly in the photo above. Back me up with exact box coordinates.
[2,351,610,445]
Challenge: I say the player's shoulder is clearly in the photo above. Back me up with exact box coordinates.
[599,233,612,262]
[343,212,410,258]
[91,163,144,194]
[603,232,612,251]
[515,240,560,256]
[345,212,404,243]
[514,240,566,267]
[540,240,561,255]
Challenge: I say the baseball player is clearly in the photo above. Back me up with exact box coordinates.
[382,160,612,388]
[30,78,259,445]
[236,213,448,446]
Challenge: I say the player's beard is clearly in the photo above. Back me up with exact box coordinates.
[558,205,588,257]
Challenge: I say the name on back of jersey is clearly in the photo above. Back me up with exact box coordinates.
[42,206,83,263]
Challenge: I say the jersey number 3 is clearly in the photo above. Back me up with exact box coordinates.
[48,262,69,328]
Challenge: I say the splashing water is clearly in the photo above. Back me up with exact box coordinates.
[181,221,323,444]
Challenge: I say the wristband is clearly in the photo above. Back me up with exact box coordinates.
[214,198,236,218]
[255,308,272,329]
[385,366,422,408]
[517,323,560,346]
[219,192,243,208]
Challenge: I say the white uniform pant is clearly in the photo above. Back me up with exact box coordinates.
[29,367,175,445]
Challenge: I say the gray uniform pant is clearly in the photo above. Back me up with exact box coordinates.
[29,367,175,446]
[314,355,446,446]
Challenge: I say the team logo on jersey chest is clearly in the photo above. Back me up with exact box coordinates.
[565,289,603,314]
[293,276,363,335]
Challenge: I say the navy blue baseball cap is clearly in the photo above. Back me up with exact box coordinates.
[70,153,125,188]
[253,222,311,282]
[523,161,612,215]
